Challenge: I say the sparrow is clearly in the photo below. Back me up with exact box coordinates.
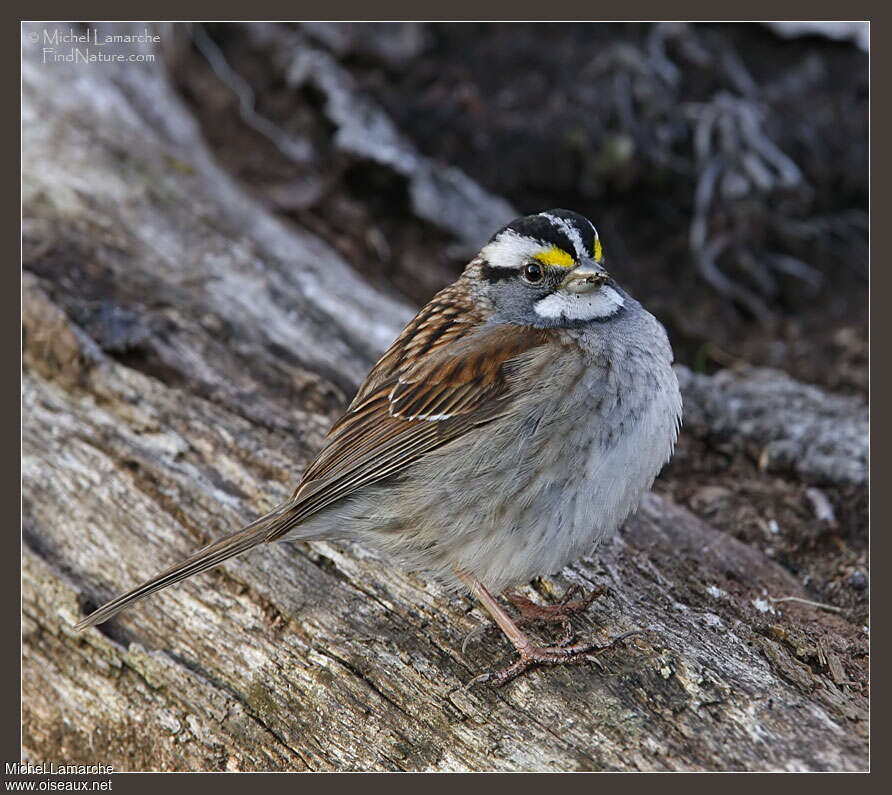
[76,209,683,686]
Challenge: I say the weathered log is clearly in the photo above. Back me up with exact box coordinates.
[22,24,867,771]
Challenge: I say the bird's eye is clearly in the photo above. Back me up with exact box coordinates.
[522,263,544,284]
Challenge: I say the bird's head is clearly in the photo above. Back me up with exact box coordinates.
[473,209,625,328]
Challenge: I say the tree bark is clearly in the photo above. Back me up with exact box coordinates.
[21,25,868,771]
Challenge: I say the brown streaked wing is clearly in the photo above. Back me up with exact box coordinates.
[271,323,548,540]
[348,279,486,409]
[388,325,548,420]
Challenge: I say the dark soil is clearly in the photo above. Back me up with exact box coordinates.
[343,22,868,395]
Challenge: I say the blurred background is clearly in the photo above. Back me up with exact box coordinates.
[167,21,867,393]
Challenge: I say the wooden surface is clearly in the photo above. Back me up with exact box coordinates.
[21,25,868,771]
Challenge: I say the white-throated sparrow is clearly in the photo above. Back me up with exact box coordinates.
[76,209,682,686]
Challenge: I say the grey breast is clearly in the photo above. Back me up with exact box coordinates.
[307,302,681,595]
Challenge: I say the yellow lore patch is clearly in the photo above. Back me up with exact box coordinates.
[593,239,603,262]
[533,246,576,268]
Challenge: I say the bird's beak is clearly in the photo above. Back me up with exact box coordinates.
[560,264,610,294]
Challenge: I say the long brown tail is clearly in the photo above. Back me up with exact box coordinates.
[75,502,296,630]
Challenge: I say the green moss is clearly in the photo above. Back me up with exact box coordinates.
[246,678,278,719]
[164,154,197,176]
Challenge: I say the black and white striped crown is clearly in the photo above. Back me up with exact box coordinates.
[488,209,601,264]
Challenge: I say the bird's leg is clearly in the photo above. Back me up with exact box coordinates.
[460,582,605,652]
[505,584,604,625]
[457,570,639,687]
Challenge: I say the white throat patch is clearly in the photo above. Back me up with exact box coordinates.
[534,285,625,322]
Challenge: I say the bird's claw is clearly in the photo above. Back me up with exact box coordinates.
[470,628,644,688]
